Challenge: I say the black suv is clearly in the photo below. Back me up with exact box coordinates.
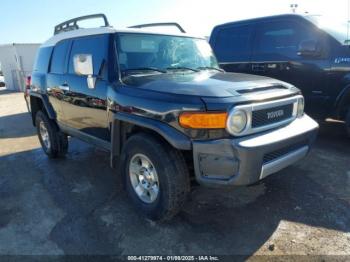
[25,14,318,221]
[210,14,350,135]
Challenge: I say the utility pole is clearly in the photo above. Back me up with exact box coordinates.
[347,0,350,43]
[290,4,298,13]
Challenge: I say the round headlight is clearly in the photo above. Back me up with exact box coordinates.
[297,97,304,117]
[227,110,247,134]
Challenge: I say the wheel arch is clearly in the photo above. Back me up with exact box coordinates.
[29,93,56,126]
[110,112,192,168]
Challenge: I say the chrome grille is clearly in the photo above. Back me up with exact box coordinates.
[252,103,294,128]
[226,95,301,137]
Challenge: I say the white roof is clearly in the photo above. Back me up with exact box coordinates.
[41,27,204,47]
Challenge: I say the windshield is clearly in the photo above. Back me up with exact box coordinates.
[116,33,220,75]
[306,15,350,45]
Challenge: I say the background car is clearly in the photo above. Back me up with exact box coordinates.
[210,14,350,136]
[0,71,5,87]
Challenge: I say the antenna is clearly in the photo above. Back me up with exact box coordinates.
[347,0,350,42]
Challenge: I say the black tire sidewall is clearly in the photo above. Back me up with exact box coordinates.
[121,134,184,220]
[124,141,167,219]
[35,111,58,157]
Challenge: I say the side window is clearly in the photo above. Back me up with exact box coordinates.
[50,40,70,74]
[213,24,254,62]
[33,47,53,73]
[68,35,108,77]
[255,20,316,59]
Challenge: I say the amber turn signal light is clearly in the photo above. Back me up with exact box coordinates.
[179,112,228,129]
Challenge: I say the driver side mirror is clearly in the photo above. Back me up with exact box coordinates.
[297,39,321,57]
[73,54,96,89]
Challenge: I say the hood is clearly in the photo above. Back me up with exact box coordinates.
[122,71,296,98]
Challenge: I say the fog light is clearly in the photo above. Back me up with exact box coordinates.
[297,97,305,117]
[227,110,247,135]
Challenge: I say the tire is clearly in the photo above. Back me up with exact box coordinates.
[346,108,350,137]
[35,111,68,158]
[121,133,190,221]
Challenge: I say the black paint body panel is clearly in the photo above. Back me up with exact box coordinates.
[29,32,301,147]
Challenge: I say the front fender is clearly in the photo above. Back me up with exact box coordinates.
[110,112,192,168]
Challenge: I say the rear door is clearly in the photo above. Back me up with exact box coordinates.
[211,23,254,73]
[29,47,52,111]
[60,35,110,141]
[252,19,331,117]
[46,40,71,123]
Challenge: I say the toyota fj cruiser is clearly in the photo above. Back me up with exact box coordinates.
[25,14,319,221]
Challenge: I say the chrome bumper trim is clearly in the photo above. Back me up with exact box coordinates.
[260,145,309,180]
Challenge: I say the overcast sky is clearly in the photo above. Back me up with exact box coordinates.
[0,0,348,44]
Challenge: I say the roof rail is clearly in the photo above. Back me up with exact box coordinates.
[128,22,186,33]
[54,14,110,35]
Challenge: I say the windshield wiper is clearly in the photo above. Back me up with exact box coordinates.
[166,67,199,72]
[122,67,167,75]
[196,66,224,72]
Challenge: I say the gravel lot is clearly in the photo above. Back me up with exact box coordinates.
[0,89,349,259]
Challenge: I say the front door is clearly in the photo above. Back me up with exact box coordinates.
[60,35,110,141]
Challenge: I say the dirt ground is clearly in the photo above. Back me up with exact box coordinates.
[0,89,349,259]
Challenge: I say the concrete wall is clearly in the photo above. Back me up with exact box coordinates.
[0,44,40,91]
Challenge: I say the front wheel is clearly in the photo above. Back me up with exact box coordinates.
[121,133,190,221]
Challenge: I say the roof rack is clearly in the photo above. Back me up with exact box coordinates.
[128,22,186,33]
[54,14,110,35]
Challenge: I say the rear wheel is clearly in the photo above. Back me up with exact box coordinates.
[35,111,68,158]
[121,133,190,221]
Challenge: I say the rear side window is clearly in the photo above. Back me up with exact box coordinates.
[68,35,108,76]
[33,47,53,73]
[255,20,316,59]
[50,40,70,74]
[212,24,254,62]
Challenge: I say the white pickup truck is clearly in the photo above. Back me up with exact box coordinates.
[0,74,5,87]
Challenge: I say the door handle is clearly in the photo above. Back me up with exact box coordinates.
[58,84,70,91]
[252,64,266,72]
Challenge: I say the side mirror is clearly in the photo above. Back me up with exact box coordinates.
[73,54,93,75]
[73,54,96,89]
[297,39,321,57]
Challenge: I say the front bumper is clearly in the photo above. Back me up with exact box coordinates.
[192,114,319,187]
